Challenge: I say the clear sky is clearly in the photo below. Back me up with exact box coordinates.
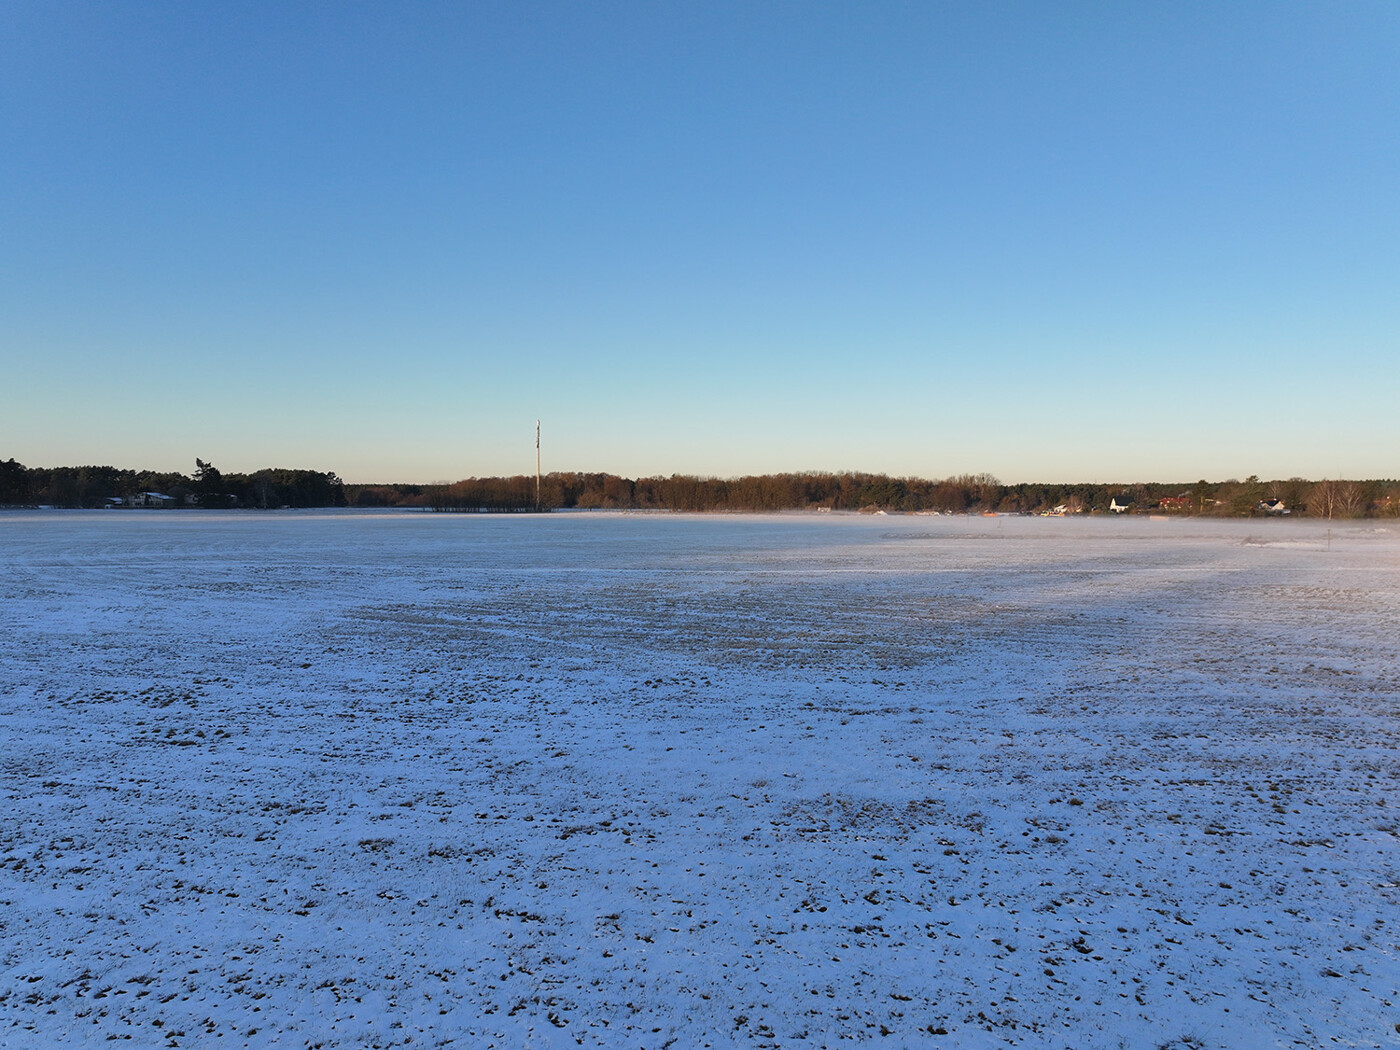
[3,2,1397,484]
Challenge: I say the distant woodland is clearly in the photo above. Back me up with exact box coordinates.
[5,458,1393,518]
[414,472,1399,517]
[0,459,345,510]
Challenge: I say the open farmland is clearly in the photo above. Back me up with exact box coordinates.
[1,511,1397,1048]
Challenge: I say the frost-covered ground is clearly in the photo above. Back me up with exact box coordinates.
[1,510,1397,1049]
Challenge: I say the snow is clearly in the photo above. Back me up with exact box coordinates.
[1,510,1397,1049]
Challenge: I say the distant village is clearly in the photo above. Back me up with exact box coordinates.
[4,458,1395,518]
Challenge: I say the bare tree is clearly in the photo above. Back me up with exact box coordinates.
[1337,481,1367,518]
[1308,479,1338,519]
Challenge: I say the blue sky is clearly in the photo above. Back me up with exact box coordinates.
[3,2,1396,483]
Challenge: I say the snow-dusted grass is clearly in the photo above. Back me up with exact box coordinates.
[1,511,1396,1048]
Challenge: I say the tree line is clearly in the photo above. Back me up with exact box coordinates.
[0,458,345,509]
[4,458,1396,517]
[394,471,1399,518]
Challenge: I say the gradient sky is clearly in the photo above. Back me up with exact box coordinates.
[3,2,1397,483]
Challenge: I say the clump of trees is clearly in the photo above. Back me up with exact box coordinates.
[0,458,345,509]
[1303,478,1378,520]
[232,467,346,508]
[345,483,442,508]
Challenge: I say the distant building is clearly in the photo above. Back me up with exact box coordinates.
[128,492,174,508]
[1257,498,1290,515]
[1158,495,1193,512]
[1109,495,1134,513]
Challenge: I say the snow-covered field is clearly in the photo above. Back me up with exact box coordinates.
[1,510,1397,1049]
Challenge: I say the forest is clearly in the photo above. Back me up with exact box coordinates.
[2,458,1396,518]
[374,471,1396,518]
[0,458,344,510]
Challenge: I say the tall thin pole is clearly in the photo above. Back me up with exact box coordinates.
[535,420,541,512]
